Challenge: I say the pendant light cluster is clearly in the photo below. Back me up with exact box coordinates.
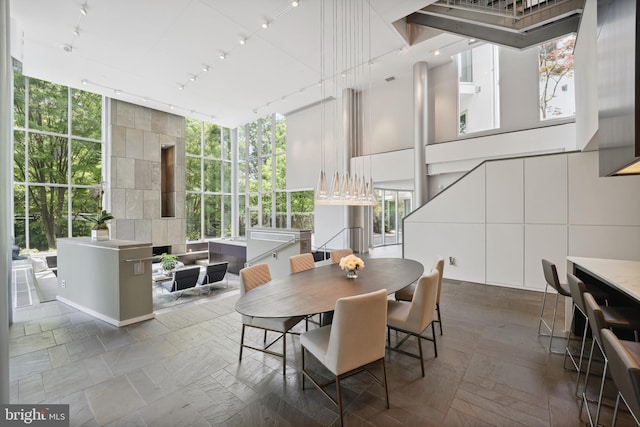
[315,0,377,207]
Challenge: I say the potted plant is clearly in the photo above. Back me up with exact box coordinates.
[159,253,178,276]
[82,210,114,241]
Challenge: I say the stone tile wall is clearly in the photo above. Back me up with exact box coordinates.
[109,100,186,254]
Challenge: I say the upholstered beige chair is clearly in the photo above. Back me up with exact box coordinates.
[239,263,305,376]
[601,328,640,426]
[395,256,445,335]
[387,270,439,377]
[289,253,315,274]
[289,253,318,328]
[330,248,353,264]
[300,289,389,426]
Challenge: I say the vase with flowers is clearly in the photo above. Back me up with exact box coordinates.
[339,254,365,279]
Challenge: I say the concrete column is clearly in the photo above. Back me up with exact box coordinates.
[230,128,238,238]
[1,0,12,404]
[413,62,429,207]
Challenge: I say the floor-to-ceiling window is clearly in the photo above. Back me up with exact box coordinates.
[239,113,314,235]
[13,69,104,252]
[185,118,233,240]
[372,189,412,247]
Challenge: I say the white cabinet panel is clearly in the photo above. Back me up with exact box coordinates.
[525,154,567,224]
[486,159,523,223]
[569,225,640,261]
[568,151,640,226]
[524,224,568,291]
[404,222,485,284]
[486,224,524,287]
[406,165,486,224]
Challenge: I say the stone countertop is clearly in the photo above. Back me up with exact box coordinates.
[57,237,152,250]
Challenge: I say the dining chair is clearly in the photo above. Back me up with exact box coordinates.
[601,328,640,427]
[395,256,445,335]
[300,288,389,426]
[387,269,439,377]
[538,259,572,354]
[289,253,318,328]
[289,253,315,274]
[330,248,353,264]
[239,263,305,376]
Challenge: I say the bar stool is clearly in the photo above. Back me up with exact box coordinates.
[564,273,610,396]
[601,329,640,427]
[538,259,572,353]
[581,293,640,426]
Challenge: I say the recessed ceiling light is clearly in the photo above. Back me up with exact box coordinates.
[80,4,87,15]
[114,89,121,95]
[291,1,299,7]
[178,85,184,90]
[189,75,196,82]
[219,52,226,60]
[169,105,174,110]
[252,109,258,114]
[262,21,269,29]
[142,97,148,102]
[434,49,441,56]
[81,79,88,85]
[202,65,209,72]
[73,27,80,37]
[239,38,246,45]
[63,44,72,53]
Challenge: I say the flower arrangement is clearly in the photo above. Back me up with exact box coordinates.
[339,254,365,274]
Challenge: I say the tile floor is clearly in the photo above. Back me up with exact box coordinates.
[8,252,638,426]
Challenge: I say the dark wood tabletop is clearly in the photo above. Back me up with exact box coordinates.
[234,257,424,318]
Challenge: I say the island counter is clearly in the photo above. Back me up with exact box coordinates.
[56,238,155,327]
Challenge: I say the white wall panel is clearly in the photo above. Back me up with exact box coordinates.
[525,154,567,224]
[486,224,524,287]
[404,222,486,283]
[568,151,640,226]
[405,165,485,224]
[486,159,523,223]
[524,224,568,290]
[569,225,640,261]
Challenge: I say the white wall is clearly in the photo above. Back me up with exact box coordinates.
[405,150,640,291]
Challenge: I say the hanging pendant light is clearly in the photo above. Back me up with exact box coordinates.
[314,0,377,207]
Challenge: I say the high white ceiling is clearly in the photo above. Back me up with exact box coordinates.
[10,0,469,128]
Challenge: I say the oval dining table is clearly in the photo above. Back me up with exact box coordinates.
[234,257,424,318]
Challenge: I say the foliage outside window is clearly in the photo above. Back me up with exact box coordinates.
[457,44,500,135]
[539,34,576,120]
[13,70,104,252]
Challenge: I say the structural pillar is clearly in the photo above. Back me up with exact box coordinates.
[413,61,429,208]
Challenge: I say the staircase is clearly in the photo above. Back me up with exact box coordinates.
[404,0,584,49]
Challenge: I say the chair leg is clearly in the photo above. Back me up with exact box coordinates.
[594,356,608,427]
[579,339,596,423]
[612,392,621,427]
[282,331,287,376]
[336,374,344,426]
[381,358,389,409]
[538,283,550,335]
[417,333,424,377]
[548,292,559,353]
[239,324,246,361]
[436,303,443,335]
[301,347,306,390]
[432,322,438,358]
